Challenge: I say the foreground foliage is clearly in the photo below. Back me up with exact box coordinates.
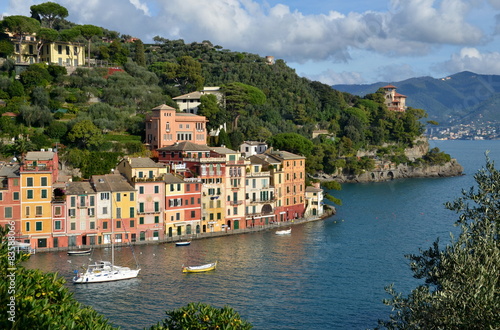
[378,155,500,329]
[149,302,252,330]
[0,226,252,329]
[0,226,116,329]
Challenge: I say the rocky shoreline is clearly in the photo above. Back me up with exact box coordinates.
[323,159,464,183]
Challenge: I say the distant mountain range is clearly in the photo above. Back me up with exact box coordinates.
[332,71,500,127]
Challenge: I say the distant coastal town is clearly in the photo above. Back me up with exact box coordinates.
[428,122,500,140]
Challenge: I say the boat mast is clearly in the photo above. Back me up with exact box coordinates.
[111,190,114,268]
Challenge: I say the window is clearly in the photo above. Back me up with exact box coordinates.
[70,222,76,230]
[88,208,95,216]
[116,208,122,219]
[129,207,134,218]
[26,222,30,232]
[130,192,134,201]
[80,195,85,206]
[41,177,48,186]
[176,213,180,220]
[103,207,108,215]
[90,222,95,230]
[154,216,159,223]
[13,192,19,201]
[70,196,76,207]
[0,192,3,201]
[130,220,135,228]
[101,192,110,200]
[139,217,144,225]
[191,210,195,218]
[233,207,238,215]
[27,190,34,199]
[116,193,121,202]
[54,206,62,216]
[4,207,12,218]
[139,203,144,213]
[54,220,61,230]
[154,185,159,194]
[103,221,108,230]
[90,196,95,206]
[116,221,121,229]
[154,201,160,212]
[27,177,33,187]
[36,206,42,216]
[36,222,42,231]
[68,209,75,217]
[139,186,144,194]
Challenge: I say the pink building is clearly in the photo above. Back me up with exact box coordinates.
[0,163,21,238]
[145,104,208,150]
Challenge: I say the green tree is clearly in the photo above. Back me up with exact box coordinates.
[1,16,41,61]
[149,302,252,330]
[268,133,314,156]
[133,39,146,66]
[223,82,266,130]
[30,2,69,28]
[67,119,103,150]
[378,155,500,329]
[34,27,59,62]
[46,120,67,140]
[198,94,226,131]
[78,24,103,67]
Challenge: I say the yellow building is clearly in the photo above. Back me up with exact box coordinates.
[8,32,84,66]
[19,150,59,249]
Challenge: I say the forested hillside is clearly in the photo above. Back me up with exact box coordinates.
[0,3,446,179]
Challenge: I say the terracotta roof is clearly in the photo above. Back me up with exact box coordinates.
[66,181,95,195]
[164,173,184,184]
[92,174,135,192]
[25,151,56,161]
[382,84,397,89]
[152,104,176,111]
[157,141,211,152]
[127,157,166,168]
[0,163,20,178]
[210,146,237,154]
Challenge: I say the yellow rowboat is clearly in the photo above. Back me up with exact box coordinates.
[182,261,217,273]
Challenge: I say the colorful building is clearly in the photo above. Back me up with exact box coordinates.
[0,163,21,237]
[65,181,97,247]
[116,157,169,242]
[212,146,248,230]
[92,174,137,245]
[19,150,59,249]
[144,104,208,150]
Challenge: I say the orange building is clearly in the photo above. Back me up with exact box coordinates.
[19,150,59,249]
[264,148,306,221]
[145,104,208,150]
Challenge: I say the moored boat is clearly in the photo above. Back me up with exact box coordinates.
[67,249,92,256]
[176,241,191,246]
[182,261,217,273]
[275,228,292,235]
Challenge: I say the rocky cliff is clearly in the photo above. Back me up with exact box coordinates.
[330,159,463,183]
[315,137,464,183]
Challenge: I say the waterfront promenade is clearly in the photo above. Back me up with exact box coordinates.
[31,206,335,254]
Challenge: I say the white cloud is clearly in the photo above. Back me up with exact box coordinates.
[438,47,500,74]
[307,69,365,85]
[376,63,417,82]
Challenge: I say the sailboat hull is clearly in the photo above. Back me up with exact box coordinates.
[73,261,140,284]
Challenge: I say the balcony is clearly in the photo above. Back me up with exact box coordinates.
[229,200,243,206]
[132,174,166,182]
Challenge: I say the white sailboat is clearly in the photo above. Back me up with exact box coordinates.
[73,193,140,284]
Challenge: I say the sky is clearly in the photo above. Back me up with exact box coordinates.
[2,0,500,85]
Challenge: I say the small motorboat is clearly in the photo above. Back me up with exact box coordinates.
[176,241,191,246]
[275,228,292,235]
[67,249,92,256]
[182,261,217,273]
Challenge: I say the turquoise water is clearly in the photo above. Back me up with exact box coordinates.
[25,140,500,329]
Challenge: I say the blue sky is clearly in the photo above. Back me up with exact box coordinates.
[2,0,500,85]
